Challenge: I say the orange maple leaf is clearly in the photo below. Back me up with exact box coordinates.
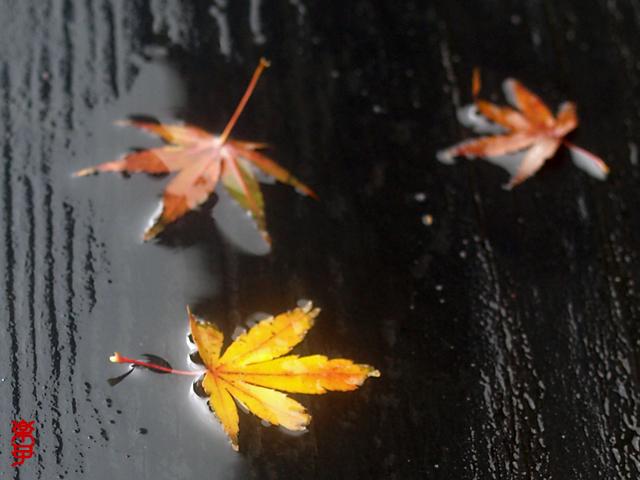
[110,302,380,451]
[74,58,317,242]
[438,69,609,189]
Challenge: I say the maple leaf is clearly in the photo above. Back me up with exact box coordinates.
[74,58,317,242]
[110,302,380,451]
[438,69,609,189]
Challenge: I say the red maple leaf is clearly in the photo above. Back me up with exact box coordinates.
[75,58,316,242]
[438,69,609,189]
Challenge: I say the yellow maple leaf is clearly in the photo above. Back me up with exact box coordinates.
[110,302,380,450]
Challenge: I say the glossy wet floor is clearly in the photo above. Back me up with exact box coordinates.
[0,2,639,479]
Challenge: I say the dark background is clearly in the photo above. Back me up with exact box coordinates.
[1,0,639,479]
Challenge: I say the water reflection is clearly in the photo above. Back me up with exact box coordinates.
[72,56,249,478]
[213,187,271,255]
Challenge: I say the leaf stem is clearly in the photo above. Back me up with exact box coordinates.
[472,67,481,99]
[218,57,271,145]
[110,352,201,376]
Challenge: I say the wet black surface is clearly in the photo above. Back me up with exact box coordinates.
[1,1,640,479]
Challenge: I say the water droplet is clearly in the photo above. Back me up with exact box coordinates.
[142,44,168,59]
[231,326,247,340]
[414,192,426,202]
[245,311,272,328]
[296,298,313,311]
